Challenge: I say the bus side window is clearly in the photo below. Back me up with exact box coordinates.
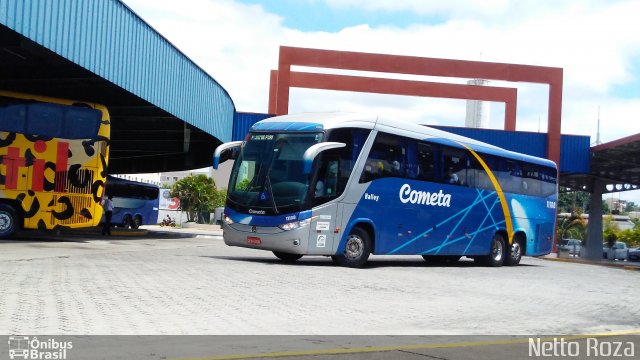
[467,153,499,191]
[407,142,435,181]
[0,104,27,133]
[540,166,557,197]
[64,107,101,139]
[522,165,540,196]
[315,159,339,198]
[499,160,522,194]
[441,147,466,186]
[317,127,370,196]
[360,152,384,183]
[359,132,405,182]
[327,128,371,196]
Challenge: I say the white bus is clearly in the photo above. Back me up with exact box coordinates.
[214,113,557,268]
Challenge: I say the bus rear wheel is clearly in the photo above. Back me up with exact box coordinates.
[476,233,505,267]
[504,237,523,266]
[272,251,303,262]
[131,215,142,229]
[0,204,18,238]
[331,227,371,268]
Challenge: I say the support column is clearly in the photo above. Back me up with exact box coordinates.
[585,179,604,260]
[268,70,278,114]
[546,75,563,169]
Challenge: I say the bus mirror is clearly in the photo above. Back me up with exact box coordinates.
[302,142,346,174]
[213,141,242,169]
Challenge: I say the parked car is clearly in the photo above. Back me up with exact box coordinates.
[559,239,582,256]
[628,247,640,262]
[603,241,628,260]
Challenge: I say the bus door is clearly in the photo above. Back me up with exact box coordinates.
[308,156,341,254]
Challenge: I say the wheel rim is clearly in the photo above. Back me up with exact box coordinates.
[511,242,521,259]
[344,234,364,260]
[0,212,12,231]
[491,238,504,262]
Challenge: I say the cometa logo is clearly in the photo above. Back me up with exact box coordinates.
[399,184,451,207]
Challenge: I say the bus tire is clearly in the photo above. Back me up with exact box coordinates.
[0,204,19,238]
[273,251,303,262]
[504,237,523,266]
[331,227,371,268]
[131,215,142,229]
[122,215,132,229]
[478,233,505,267]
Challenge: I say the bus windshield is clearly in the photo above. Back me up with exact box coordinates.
[227,132,323,214]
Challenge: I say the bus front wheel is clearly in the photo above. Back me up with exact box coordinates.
[476,233,505,267]
[331,227,371,268]
[122,215,132,229]
[0,204,18,238]
[273,251,303,262]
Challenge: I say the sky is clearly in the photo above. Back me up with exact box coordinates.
[122,0,640,203]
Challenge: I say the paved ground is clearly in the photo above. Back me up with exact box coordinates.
[0,226,639,337]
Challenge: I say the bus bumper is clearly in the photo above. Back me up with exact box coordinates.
[222,222,310,254]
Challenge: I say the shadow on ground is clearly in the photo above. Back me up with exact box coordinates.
[201,255,541,269]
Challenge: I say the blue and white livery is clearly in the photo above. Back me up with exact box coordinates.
[214,113,558,267]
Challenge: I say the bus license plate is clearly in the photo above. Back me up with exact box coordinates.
[247,236,262,245]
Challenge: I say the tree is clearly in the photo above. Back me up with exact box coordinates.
[558,190,590,214]
[625,201,638,213]
[212,188,227,208]
[171,174,217,223]
[556,213,587,241]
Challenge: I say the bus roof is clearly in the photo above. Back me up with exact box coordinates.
[251,112,557,169]
[106,175,159,188]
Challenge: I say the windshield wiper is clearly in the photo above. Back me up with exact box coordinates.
[265,175,279,214]
[261,146,281,214]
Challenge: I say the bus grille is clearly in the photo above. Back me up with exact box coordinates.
[54,169,94,194]
[50,195,94,226]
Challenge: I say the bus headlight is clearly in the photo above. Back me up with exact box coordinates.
[223,215,234,225]
[278,218,312,231]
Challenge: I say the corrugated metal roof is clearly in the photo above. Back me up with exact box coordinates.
[0,0,235,141]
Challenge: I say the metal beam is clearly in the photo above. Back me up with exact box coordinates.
[273,46,563,166]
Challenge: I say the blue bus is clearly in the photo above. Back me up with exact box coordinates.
[214,113,557,268]
[103,176,159,229]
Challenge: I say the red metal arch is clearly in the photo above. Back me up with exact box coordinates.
[269,70,518,131]
[269,46,563,165]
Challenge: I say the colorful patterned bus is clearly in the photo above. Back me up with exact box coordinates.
[214,113,557,268]
[0,90,110,237]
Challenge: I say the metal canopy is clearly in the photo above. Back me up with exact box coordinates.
[561,133,640,193]
[0,0,235,174]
